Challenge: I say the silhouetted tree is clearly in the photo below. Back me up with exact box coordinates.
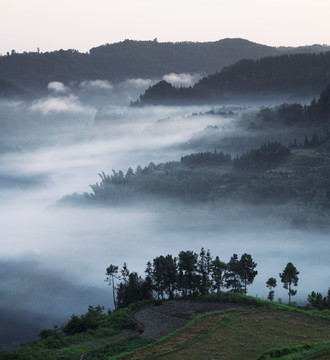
[178,250,199,296]
[197,248,213,295]
[279,262,299,305]
[237,253,258,295]
[121,262,129,283]
[211,256,227,293]
[117,272,152,308]
[152,255,177,299]
[105,264,119,310]
[307,288,330,310]
[266,277,277,301]
[225,254,243,293]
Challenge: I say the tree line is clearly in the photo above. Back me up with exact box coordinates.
[86,141,292,202]
[105,249,305,309]
[105,249,257,309]
[63,137,330,221]
[255,82,330,127]
[0,38,285,89]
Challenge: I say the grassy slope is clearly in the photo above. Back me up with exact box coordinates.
[2,296,330,359]
[119,306,330,360]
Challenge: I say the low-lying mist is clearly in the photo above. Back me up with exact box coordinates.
[0,80,328,347]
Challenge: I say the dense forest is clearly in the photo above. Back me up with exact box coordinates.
[1,39,329,91]
[134,52,330,105]
[251,83,330,128]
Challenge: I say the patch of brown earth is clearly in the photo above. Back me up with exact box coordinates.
[133,299,243,339]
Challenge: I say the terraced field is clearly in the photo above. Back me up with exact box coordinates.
[121,307,330,360]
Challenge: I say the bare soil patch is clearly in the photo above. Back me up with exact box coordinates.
[133,300,243,339]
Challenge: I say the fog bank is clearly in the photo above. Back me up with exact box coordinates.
[0,84,328,347]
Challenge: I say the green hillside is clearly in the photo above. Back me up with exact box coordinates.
[1,295,329,360]
[123,306,330,360]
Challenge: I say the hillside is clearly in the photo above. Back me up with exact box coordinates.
[60,137,330,229]
[0,78,28,98]
[126,304,330,360]
[135,52,330,105]
[0,39,329,91]
[1,295,329,360]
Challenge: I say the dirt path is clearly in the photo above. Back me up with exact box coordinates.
[133,300,243,339]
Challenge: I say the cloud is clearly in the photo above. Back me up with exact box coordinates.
[115,78,154,99]
[123,78,153,89]
[47,81,70,94]
[30,95,93,114]
[0,257,109,347]
[79,80,113,92]
[162,73,201,87]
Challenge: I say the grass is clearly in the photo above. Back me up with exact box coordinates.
[257,341,330,359]
[2,295,330,360]
[120,306,330,360]
[83,336,154,360]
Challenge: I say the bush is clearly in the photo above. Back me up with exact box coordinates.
[108,308,137,330]
[62,306,105,336]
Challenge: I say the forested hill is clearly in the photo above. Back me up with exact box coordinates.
[0,38,329,90]
[0,78,28,98]
[135,52,330,105]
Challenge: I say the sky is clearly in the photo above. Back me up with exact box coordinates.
[1,0,330,55]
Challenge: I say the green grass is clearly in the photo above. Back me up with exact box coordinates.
[1,294,330,360]
[143,308,330,360]
[83,336,154,360]
[257,341,330,359]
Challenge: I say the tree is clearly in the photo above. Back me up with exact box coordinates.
[116,272,152,308]
[225,254,243,293]
[105,264,119,310]
[266,277,277,301]
[308,291,325,310]
[237,253,258,295]
[163,254,178,299]
[307,288,330,310]
[197,248,213,295]
[121,262,129,283]
[152,254,177,299]
[225,253,258,294]
[144,261,154,297]
[211,256,227,293]
[178,250,199,296]
[279,262,299,305]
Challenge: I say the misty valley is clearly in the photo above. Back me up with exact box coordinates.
[0,44,330,354]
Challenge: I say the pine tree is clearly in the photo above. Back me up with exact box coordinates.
[211,256,227,293]
[105,264,119,310]
[237,253,258,295]
[279,262,299,305]
[266,277,277,301]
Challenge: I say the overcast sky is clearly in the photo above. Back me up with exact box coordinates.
[1,0,330,55]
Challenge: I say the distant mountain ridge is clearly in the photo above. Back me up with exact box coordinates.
[0,38,330,91]
[135,52,330,105]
